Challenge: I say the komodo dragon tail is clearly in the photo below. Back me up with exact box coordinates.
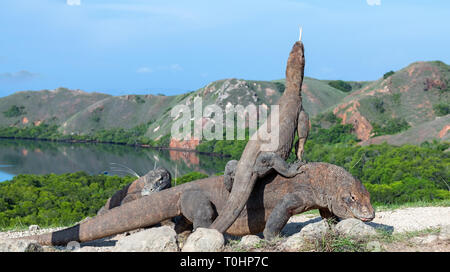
[209,39,306,233]
[23,187,183,246]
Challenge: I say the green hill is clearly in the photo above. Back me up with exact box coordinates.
[0,61,448,147]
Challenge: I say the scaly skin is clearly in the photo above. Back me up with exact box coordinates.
[23,163,375,246]
[97,168,171,215]
[210,40,307,233]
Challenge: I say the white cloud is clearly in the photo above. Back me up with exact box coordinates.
[67,0,81,6]
[367,0,381,6]
[137,64,183,74]
[137,67,153,74]
[0,70,39,81]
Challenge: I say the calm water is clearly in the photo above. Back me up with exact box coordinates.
[0,139,229,182]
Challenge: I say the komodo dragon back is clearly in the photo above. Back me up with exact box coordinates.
[209,39,306,233]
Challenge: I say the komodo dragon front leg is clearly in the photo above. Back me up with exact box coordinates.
[263,191,312,240]
[223,153,305,192]
[179,190,216,230]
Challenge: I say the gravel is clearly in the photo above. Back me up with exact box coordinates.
[286,207,450,234]
[1,207,449,252]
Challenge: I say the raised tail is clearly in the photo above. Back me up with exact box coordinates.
[23,187,182,246]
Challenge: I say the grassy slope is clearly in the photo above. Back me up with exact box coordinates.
[0,61,448,144]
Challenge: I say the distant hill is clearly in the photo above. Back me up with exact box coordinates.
[0,61,448,147]
[330,61,449,145]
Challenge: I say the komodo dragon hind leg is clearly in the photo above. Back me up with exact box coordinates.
[263,193,305,240]
[180,190,216,231]
[295,109,309,162]
[254,152,305,178]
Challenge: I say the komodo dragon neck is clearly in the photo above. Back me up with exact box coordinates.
[209,41,306,233]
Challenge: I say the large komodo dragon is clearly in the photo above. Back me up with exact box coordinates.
[210,37,310,233]
[23,163,375,246]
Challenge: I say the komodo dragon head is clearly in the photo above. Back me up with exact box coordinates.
[140,167,172,195]
[322,164,375,222]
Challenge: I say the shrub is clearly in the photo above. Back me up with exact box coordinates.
[433,103,450,116]
[383,71,395,79]
[2,105,26,118]
[328,80,352,93]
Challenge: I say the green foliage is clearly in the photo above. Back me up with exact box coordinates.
[3,105,26,118]
[135,96,146,104]
[196,129,251,159]
[0,173,135,229]
[154,134,171,147]
[372,117,410,137]
[372,97,386,113]
[90,107,103,123]
[383,71,395,79]
[309,123,359,145]
[0,124,61,140]
[0,122,155,147]
[328,80,352,93]
[172,172,208,186]
[433,103,450,116]
[273,82,285,93]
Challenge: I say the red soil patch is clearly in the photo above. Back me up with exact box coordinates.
[439,125,450,139]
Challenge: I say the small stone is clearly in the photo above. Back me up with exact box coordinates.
[238,235,262,248]
[0,239,43,252]
[182,228,224,252]
[439,225,450,240]
[66,241,81,251]
[281,232,306,252]
[412,235,439,245]
[366,241,382,252]
[114,226,178,252]
[335,218,377,238]
[28,225,40,232]
[299,220,331,241]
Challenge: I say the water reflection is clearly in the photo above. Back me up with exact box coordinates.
[0,139,229,182]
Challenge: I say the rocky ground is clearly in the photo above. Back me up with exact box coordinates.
[1,207,449,252]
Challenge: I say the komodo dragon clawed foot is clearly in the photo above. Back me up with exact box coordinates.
[223,154,305,192]
[253,152,306,178]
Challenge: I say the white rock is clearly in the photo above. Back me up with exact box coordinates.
[299,220,331,240]
[281,232,306,252]
[28,225,40,232]
[182,228,224,252]
[439,225,450,240]
[0,239,43,252]
[66,241,81,251]
[412,235,439,245]
[114,226,178,252]
[238,235,262,248]
[335,218,377,238]
[366,241,382,252]
[281,220,331,251]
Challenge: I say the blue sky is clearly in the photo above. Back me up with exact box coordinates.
[0,0,449,97]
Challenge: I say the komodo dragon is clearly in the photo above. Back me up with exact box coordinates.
[210,36,309,233]
[23,163,375,245]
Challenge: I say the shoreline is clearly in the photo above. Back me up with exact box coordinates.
[0,136,230,158]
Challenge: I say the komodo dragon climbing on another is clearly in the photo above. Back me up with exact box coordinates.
[211,34,310,233]
[22,163,375,245]
[97,167,171,215]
